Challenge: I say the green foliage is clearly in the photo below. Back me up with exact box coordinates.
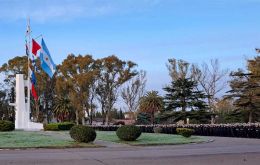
[57,122,75,130]
[0,120,15,131]
[44,122,75,131]
[110,108,125,119]
[0,89,13,122]
[0,56,28,86]
[227,66,260,123]
[116,125,142,141]
[70,125,96,143]
[96,55,138,124]
[136,112,151,125]
[43,123,59,131]
[164,78,207,112]
[216,109,253,123]
[176,128,194,138]
[53,97,73,122]
[188,110,212,124]
[139,91,163,124]
[57,54,98,125]
[157,110,212,124]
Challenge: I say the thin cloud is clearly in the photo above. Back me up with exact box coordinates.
[0,0,162,23]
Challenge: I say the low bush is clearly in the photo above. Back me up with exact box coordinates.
[44,123,59,131]
[44,122,74,131]
[153,127,163,133]
[57,122,74,130]
[70,125,96,143]
[176,128,194,138]
[0,120,15,131]
[116,125,142,141]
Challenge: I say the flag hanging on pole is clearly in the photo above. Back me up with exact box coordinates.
[40,38,56,78]
[31,83,38,101]
[31,56,38,71]
[25,43,29,56]
[30,68,38,101]
[31,70,37,85]
[32,39,41,56]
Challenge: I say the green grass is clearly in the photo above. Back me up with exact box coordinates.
[96,131,207,146]
[0,131,208,149]
[0,131,97,149]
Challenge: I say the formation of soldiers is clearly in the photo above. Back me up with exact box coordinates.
[92,123,260,138]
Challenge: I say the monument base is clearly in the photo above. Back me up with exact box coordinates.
[24,122,43,131]
[12,74,44,131]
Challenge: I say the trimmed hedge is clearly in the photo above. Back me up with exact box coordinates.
[116,125,142,141]
[70,125,96,143]
[176,128,194,137]
[44,122,74,131]
[0,120,15,131]
[58,122,75,130]
[91,123,260,139]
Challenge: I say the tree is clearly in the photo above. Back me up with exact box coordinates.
[121,70,146,118]
[166,58,197,81]
[0,56,28,87]
[57,54,98,125]
[0,56,53,122]
[193,59,229,123]
[30,58,56,123]
[53,96,72,122]
[0,87,13,121]
[139,91,163,124]
[226,57,260,123]
[96,55,137,125]
[215,98,236,123]
[163,78,208,112]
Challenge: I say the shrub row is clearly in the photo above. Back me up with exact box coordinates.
[0,120,15,131]
[91,123,260,138]
[44,122,74,131]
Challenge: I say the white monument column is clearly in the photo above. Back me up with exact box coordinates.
[15,74,28,129]
[14,74,43,130]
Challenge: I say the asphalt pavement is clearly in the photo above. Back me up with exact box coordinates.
[0,136,260,165]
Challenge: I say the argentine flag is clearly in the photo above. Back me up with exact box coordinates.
[40,39,56,78]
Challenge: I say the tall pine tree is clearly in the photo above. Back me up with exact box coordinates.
[164,78,207,112]
[226,56,260,123]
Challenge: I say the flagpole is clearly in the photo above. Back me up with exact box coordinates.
[26,17,31,121]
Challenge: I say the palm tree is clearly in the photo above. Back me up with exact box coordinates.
[139,91,163,124]
[53,96,72,122]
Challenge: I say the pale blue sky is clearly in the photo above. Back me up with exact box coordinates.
[0,0,260,94]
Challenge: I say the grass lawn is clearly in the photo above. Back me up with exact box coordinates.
[96,131,208,146]
[0,131,97,149]
[0,131,208,149]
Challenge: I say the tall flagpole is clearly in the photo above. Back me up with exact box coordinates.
[26,17,31,120]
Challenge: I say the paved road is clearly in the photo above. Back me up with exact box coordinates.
[0,136,260,165]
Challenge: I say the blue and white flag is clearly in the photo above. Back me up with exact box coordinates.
[31,69,36,85]
[40,39,56,78]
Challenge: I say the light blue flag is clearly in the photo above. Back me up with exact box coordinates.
[40,39,56,78]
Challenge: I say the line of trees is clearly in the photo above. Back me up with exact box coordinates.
[138,56,260,124]
[1,53,260,125]
[0,54,140,125]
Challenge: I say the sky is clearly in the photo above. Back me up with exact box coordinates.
[0,0,260,96]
